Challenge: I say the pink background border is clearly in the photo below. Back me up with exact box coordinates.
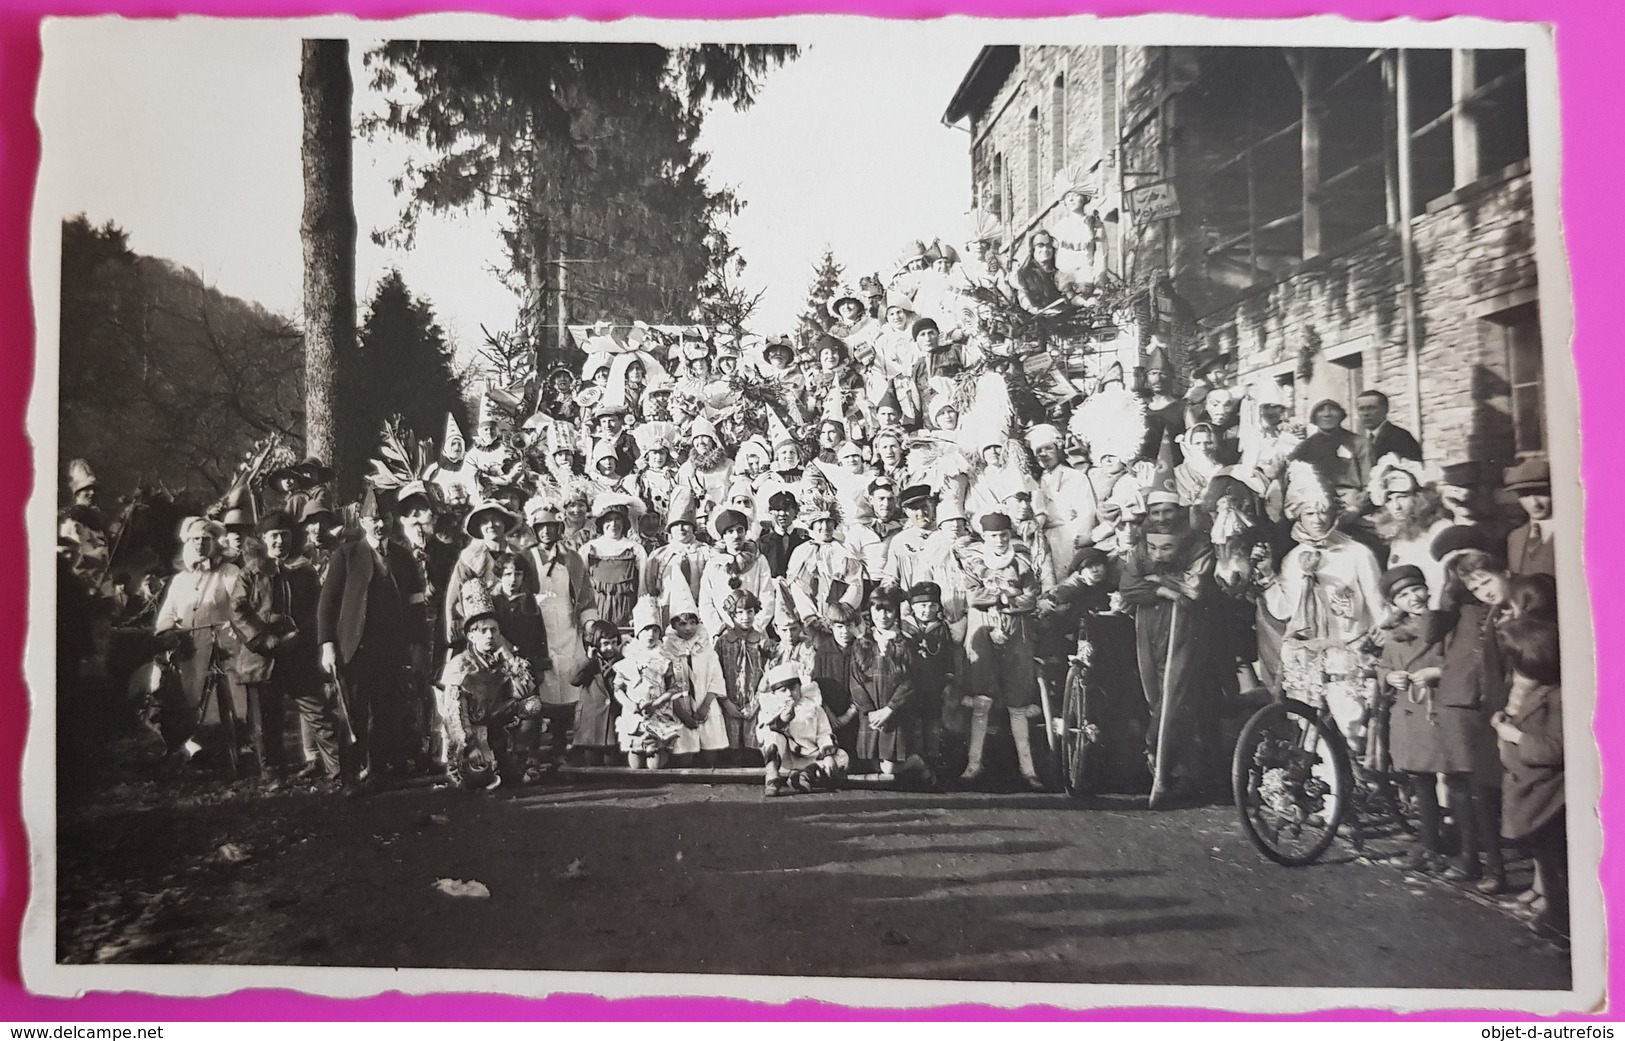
[0,0,1614,1019]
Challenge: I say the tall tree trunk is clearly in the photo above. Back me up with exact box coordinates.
[300,39,357,496]
[523,117,551,375]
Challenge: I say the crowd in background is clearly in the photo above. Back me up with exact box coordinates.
[57,185,1570,946]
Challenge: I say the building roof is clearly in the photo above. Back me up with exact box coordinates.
[942,46,1020,126]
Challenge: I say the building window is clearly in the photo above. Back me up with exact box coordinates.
[1052,75,1067,176]
[990,152,1004,221]
[1471,49,1530,176]
[1404,50,1455,211]
[1027,106,1042,221]
[1488,302,1544,456]
[1329,352,1366,416]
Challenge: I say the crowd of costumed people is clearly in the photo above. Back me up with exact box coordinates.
[58,178,1568,944]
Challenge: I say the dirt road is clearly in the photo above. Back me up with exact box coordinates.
[55,773,1570,991]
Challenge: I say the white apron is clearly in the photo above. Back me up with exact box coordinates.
[534,563,587,706]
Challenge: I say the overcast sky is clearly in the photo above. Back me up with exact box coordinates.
[40,21,976,366]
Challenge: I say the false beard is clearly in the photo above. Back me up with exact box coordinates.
[691,443,725,471]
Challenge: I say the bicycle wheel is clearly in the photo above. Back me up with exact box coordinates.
[212,671,242,780]
[1232,699,1352,866]
[1060,666,1096,800]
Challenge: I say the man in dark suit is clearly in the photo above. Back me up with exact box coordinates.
[1504,457,1556,578]
[318,487,424,788]
[1356,389,1423,464]
[395,485,457,768]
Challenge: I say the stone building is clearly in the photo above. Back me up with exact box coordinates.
[944,45,1543,475]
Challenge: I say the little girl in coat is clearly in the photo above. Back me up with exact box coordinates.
[713,590,772,762]
[612,600,687,769]
[663,591,731,766]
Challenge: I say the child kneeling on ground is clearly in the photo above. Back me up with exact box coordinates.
[757,661,850,797]
[439,580,542,791]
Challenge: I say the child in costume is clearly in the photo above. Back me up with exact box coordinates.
[490,552,554,756]
[612,600,686,769]
[663,590,731,766]
[569,619,623,766]
[438,580,541,791]
[756,661,850,797]
[713,589,772,762]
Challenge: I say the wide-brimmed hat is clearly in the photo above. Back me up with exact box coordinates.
[257,510,298,536]
[299,491,338,527]
[268,456,334,489]
[826,286,865,319]
[463,500,521,540]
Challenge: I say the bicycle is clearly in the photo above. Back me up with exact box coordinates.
[1232,645,1416,866]
[150,622,245,779]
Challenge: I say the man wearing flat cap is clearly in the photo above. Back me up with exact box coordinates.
[1504,457,1555,578]
[229,510,338,786]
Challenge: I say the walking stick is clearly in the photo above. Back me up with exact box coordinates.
[1149,598,1181,809]
[1034,656,1060,758]
[329,666,358,746]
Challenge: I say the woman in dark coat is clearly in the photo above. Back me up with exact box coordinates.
[1492,618,1567,944]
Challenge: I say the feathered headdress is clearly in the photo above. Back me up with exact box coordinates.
[208,434,297,519]
[1368,453,1432,508]
[366,416,443,509]
[591,490,647,526]
[633,421,680,457]
[1282,460,1334,520]
[969,209,1001,247]
[1068,385,1147,464]
[955,371,1015,456]
[1053,162,1097,201]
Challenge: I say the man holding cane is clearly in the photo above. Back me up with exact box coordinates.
[317,487,423,791]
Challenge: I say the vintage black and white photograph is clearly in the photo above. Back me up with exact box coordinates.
[24,14,1599,1009]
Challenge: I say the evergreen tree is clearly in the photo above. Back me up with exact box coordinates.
[352,270,468,469]
[693,227,765,333]
[363,42,797,368]
[795,247,844,348]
